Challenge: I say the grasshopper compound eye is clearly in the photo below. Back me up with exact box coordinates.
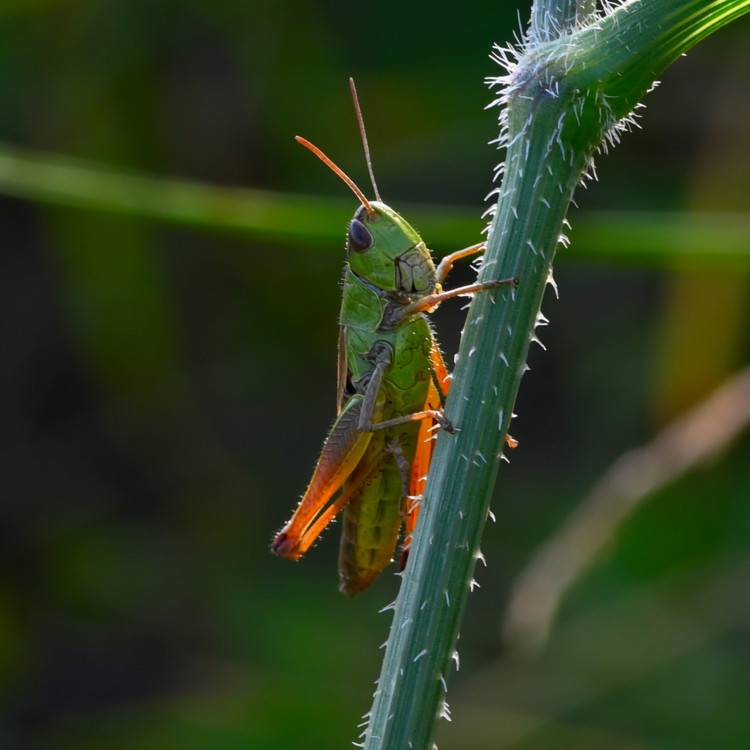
[348,218,373,253]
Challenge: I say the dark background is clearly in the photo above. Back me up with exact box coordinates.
[2,2,750,748]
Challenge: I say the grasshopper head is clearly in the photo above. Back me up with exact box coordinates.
[297,81,438,297]
[347,202,438,296]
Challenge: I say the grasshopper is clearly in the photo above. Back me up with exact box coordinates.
[272,79,516,595]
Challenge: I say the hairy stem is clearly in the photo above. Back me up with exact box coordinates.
[362,1,750,748]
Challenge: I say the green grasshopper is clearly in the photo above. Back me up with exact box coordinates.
[272,79,516,595]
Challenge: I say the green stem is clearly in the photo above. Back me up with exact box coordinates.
[362,1,750,748]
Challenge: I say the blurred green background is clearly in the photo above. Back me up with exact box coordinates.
[2,2,750,748]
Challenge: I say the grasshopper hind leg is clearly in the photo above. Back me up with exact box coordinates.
[387,436,412,503]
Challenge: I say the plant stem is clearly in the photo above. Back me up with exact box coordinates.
[362,1,750,749]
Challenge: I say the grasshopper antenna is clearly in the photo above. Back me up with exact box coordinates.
[295,136,374,215]
[349,78,382,203]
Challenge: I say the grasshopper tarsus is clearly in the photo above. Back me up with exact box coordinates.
[437,414,456,433]
[485,275,519,289]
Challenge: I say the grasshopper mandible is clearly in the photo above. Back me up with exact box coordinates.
[272,79,516,595]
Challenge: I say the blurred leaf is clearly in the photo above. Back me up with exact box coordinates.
[1,142,750,267]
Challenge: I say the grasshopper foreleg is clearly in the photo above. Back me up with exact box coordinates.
[434,242,486,284]
[392,276,518,321]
